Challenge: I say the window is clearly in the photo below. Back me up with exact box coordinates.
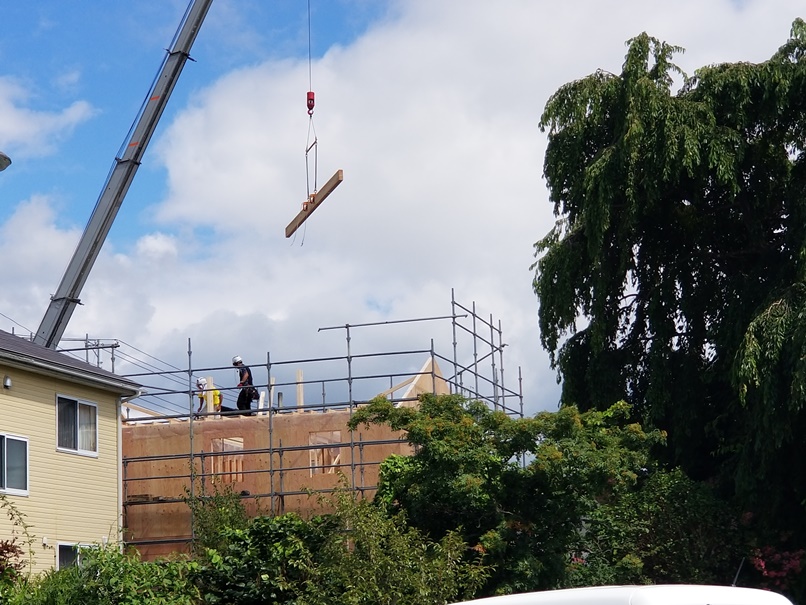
[58,544,79,569]
[309,431,341,476]
[58,543,94,569]
[57,396,97,454]
[0,435,28,494]
[211,437,244,483]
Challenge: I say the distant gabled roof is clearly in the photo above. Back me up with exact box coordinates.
[0,330,140,396]
[372,357,450,408]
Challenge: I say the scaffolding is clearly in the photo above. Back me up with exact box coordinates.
[118,290,525,558]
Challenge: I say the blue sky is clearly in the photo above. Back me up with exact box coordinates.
[1,1,803,416]
[0,1,389,235]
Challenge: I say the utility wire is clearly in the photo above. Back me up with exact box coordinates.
[0,312,34,335]
[118,339,184,373]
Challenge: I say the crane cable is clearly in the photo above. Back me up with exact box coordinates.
[293,0,318,247]
[305,0,318,203]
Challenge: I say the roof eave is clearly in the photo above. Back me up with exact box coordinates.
[1,352,141,398]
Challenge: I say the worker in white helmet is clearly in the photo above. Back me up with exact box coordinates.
[232,355,256,415]
[195,377,223,416]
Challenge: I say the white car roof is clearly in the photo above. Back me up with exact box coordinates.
[452,585,793,605]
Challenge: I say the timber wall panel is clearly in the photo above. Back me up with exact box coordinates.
[123,408,413,560]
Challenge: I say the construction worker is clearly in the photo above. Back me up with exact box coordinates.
[232,355,257,415]
[195,377,223,415]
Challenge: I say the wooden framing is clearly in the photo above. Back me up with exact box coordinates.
[285,169,343,237]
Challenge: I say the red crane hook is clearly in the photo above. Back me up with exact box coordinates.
[307,91,315,116]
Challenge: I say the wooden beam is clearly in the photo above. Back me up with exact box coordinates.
[285,169,344,237]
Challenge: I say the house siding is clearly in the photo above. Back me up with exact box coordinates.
[0,366,121,574]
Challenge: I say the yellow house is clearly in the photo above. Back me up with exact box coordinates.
[0,329,140,573]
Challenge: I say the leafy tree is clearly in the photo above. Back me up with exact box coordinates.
[1,494,36,578]
[196,513,324,605]
[533,19,806,535]
[196,493,486,605]
[0,494,36,602]
[4,481,483,605]
[306,492,488,605]
[747,541,805,596]
[0,538,25,603]
[7,544,200,605]
[349,394,665,594]
[184,480,252,556]
[568,469,745,587]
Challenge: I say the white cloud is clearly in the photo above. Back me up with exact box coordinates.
[0,196,80,329]
[53,69,82,94]
[0,76,95,157]
[135,232,179,261]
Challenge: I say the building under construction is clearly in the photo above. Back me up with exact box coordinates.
[118,292,524,560]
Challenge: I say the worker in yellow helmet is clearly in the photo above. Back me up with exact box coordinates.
[195,377,223,416]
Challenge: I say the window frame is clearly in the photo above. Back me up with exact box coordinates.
[56,395,99,457]
[0,433,29,496]
[211,436,244,483]
[309,430,341,476]
[57,542,94,570]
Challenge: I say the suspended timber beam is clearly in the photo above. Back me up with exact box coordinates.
[285,169,343,237]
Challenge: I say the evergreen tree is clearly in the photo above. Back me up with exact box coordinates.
[534,19,806,539]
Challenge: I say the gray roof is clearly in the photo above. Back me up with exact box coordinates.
[0,330,140,396]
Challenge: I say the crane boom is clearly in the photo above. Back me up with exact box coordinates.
[34,0,214,349]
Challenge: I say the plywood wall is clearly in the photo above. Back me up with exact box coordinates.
[122,409,412,560]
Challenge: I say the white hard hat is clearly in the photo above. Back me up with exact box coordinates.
[196,377,207,389]
[232,355,242,365]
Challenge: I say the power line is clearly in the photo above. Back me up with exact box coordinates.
[0,312,34,335]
